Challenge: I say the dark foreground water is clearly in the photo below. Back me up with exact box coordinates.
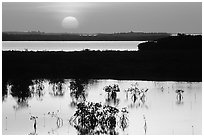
[2,79,202,135]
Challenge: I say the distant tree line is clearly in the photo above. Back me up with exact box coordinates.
[2,32,170,41]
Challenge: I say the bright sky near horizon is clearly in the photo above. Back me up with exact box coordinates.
[2,2,202,33]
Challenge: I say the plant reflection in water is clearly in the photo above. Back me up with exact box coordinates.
[104,84,120,106]
[10,79,33,111]
[125,83,148,109]
[143,114,147,135]
[29,116,38,135]
[118,107,129,132]
[30,79,45,101]
[175,89,184,105]
[69,79,88,107]
[47,110,63,135]
[2,80,9,101]
[49,79,65,97]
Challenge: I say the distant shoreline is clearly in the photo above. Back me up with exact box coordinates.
[2,32,171,41]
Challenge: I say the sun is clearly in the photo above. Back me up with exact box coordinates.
[62,16,79,29]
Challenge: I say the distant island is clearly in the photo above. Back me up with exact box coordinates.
[2,31,171,41]
[3,34,202,82]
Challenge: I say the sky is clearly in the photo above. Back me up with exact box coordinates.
[2,2,202,33]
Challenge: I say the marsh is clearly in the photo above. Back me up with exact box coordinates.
[2,79,202,135]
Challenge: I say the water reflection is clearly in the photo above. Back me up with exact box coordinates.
[104,84,120,106]
[125,83,148,109]
[49,79,65,97]
[5,117,8,131]
[29,116,38,135]
[47,110,63,135]
[143,115,147,135]
[69,79,88,107]
[2,80,8,101]
[10,79,33,111]
[175,89,184,105]
[118,107,129,132]
[2,79,202,135]
[30,79,45,101]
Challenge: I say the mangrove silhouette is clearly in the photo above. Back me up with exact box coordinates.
[2,35,201,82]
[104,84,120,101]
[69,102,119,135]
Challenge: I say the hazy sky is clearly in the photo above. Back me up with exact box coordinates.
[2,2,202,33]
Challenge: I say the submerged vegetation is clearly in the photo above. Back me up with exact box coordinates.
[3,78,149,135]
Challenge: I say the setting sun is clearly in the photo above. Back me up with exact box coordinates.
[62,16,79,29]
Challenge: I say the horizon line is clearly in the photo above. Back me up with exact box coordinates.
[2,31,202,35]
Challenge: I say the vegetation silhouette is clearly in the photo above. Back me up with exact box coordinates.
[2,34,201,82]
[69,102,119,135]
[138,34,201,51]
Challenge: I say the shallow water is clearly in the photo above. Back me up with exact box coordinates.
[2,79,202,135]
[2,41,143,51]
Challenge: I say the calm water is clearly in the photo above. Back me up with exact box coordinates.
[2,41,143,51]
[2,79,202,135]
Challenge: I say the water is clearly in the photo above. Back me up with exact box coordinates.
[2,41,143,51]
[2,79,202,135]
